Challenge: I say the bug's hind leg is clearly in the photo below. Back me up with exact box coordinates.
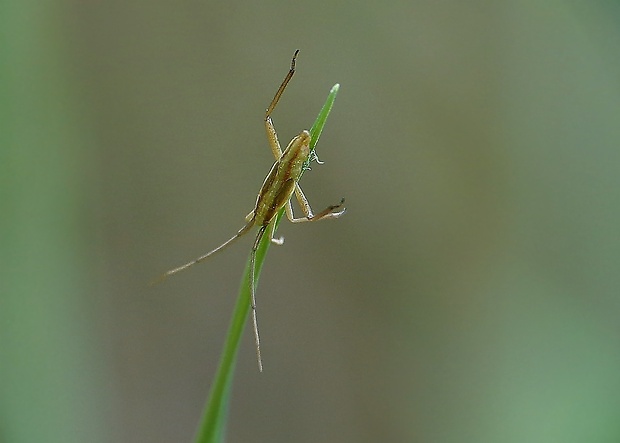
[250,225,269,372]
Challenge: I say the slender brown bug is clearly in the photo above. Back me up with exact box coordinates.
[154,50,345,371]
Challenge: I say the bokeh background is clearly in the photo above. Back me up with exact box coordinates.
[3,1,620,442]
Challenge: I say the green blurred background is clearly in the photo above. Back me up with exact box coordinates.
[2,1,620,442]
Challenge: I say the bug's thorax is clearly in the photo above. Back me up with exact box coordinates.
[252,130,311,226]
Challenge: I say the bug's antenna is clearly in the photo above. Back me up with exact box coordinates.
[250,224,268,372]
[151,220,255,286]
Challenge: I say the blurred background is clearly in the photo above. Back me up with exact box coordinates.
[2,1,620,442]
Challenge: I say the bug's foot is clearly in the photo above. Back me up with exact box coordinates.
[330,198,346,218]
[308,198,346,221]
[271,236,285,245]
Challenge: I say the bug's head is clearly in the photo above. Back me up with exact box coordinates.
[281,130,311,165]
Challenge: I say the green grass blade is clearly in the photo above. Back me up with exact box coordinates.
[310,83,340,152]
[193,84,340,443]
[192,211,281,443]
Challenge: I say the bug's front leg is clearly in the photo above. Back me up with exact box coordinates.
[265,116,283,161]
[264,50,299,161]
[285,184,346,223]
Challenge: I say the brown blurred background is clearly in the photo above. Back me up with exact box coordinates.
[3,1,620,442]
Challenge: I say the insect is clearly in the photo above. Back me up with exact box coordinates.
[154,50,346,371]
